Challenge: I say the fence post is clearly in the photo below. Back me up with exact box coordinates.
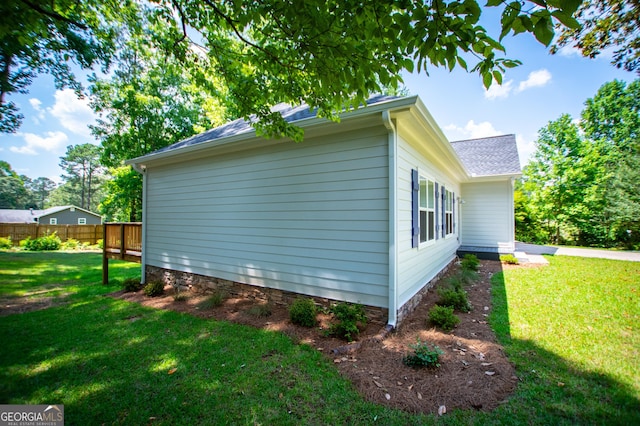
[102,236,109,284]
[120,224,125,260]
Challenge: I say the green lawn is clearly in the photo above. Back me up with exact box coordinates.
[0,252,638,424]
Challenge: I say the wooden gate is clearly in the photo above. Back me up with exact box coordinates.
[102,223,142,284]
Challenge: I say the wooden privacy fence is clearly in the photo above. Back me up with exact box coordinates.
[102,223,142,284]
[0,223,103,245]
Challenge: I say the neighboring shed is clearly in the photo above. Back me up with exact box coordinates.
[0,206,102,225]
[127,95,521,327]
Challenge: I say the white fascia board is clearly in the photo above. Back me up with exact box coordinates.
[126,96,420,171]
[465,172,523,182]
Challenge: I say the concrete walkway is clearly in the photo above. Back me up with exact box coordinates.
[515,242,640,263]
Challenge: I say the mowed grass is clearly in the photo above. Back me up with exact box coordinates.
[490,256,640,424]
[0,252,638,424]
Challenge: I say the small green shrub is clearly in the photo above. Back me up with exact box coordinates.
[97,239,104,249]
[437,287,471,312]
[60,238,83,250]
[122,277,142,292]
[247,303,272,317]
[328,302,368,341]
[289,298,318,327]
[428,305,459,331]
[458,268,479,285]
[0,236,12,249]
[499,254,519,264]
[460,254,480,271]
[143,280,165,297]
[403,339,444,368]
[21,233,62,251]
[198,290,227,309]
[173,290,188,302]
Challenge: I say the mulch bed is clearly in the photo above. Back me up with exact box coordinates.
[108,259,518,415]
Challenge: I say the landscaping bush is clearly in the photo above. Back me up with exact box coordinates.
[437,287,471,312]
[173,290,188,302]
[428,305,459,331]
[97,239,104,249]
[460,253,480,271]
[0,236,12,249]
[60,238,84,250]
[198,290,227,309]
[328,302,368,341]
[143,280,165,297]
[289,298,318,327]
[21,233,62,251]
[122,277,142,292]
[247,303,273,317]
[500,254,519,264]
[403,339,444,368]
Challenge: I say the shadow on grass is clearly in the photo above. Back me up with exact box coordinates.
[0,297,417,425]
[489,270,640,425]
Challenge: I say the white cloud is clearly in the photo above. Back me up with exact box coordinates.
[48,89,96,139]
[444,120,502,140]
[10,131,68,155]
[516,134,537,166]
[29,98,46,123]
[484,80,513,100]
[483,69,552,99]
[517,69,552,92]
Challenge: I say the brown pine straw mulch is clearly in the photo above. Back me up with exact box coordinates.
[107,259,519,415]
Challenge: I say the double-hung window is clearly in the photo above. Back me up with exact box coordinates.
[419,176,435,244]
[445,189,454,236]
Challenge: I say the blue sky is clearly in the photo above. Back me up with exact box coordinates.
[0,18,636,183]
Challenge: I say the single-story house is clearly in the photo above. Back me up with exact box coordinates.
[127,95,521,327]
[0,206,102,225]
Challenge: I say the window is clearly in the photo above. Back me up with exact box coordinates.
[445,190,454,235]
[78,218,87,225]
[49,218,57,225]
[419,176,435,243]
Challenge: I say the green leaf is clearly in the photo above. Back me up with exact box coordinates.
[482,71,493,89]
[485,0,503,7]
[559,0,582,15]
[492,70,503,85]
[551,10,581,30]
[457,56,468,70]
[534,15,555,46]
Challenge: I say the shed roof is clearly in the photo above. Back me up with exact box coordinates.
[0,205,101,223]
[450,135,521,177]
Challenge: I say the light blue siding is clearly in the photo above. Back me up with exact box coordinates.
[396,133,460,307]
[145,126,390,307]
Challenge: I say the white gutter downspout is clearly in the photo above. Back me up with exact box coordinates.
[132,163,147,284]
[382,110,398,329]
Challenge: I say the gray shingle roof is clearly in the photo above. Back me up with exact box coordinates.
[152,95,401,155]
[450,135,521,177]
[0,209,41,223]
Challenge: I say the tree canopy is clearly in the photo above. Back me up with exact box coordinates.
[552,0,640,74]
[519,79,640,249]
[1,0,584,135]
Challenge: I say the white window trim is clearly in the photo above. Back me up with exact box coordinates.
[444,187,457,239]
[418,170,436,248]
[49,218,57,225]
[78,218,87,225]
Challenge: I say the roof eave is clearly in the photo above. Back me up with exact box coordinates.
[465,172,522,182]
[126,96,420,170]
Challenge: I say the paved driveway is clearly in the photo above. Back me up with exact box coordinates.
[515,242,640,262]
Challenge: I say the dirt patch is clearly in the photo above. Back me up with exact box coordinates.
[109,260,516,414]
[0,290,70,317]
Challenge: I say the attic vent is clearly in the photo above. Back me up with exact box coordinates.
[70,207,75,212]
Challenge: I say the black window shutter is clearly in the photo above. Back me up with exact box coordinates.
[434,183,439,240]
[441,185,446,238]
[411,169,419,248]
